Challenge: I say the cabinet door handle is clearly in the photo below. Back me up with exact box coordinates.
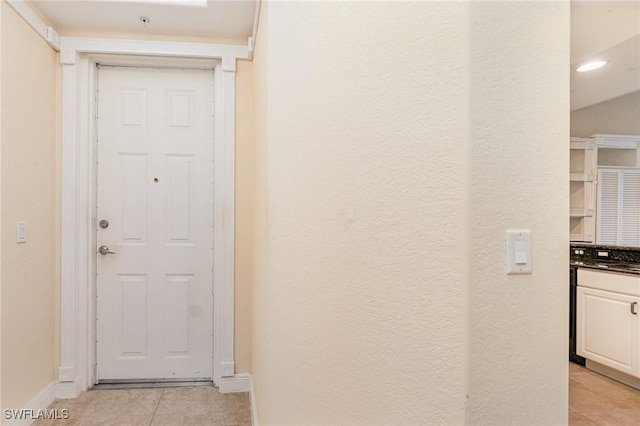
[632,302,638,315]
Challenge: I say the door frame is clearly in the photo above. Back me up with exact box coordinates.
[57,37,249,398]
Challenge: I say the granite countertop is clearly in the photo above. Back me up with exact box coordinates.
[570,243,640,275]
[570,242,640,253]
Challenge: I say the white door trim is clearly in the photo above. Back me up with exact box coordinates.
[57,37,247,397]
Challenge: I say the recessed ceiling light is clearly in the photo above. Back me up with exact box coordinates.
[576,61,607,73]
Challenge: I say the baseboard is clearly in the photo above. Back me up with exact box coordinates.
[55,377,84,399]
[586,360,640,390]
[4,380,57,426]
[249,374,259,426]
[217,372,251,393]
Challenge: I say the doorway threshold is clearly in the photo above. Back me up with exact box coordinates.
[94,378,213,390]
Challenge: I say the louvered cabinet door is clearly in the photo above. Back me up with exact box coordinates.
[597,170,620,245]
[620,171,640,246]
[597,169,640,246]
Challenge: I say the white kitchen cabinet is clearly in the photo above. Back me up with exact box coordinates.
[577,269,640,378]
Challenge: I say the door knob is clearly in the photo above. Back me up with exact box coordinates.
[98,245,116,255]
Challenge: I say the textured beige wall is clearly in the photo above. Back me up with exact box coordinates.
[234,59,253,373]
[1,1,58,411]
[570,90,640,137]
[0,0,3,413]
[467,2,569,424]
[251,2,568,424]
[251,2,268,419]
[252,2,470,424]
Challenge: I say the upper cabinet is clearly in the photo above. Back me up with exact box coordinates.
[570,134,640,245]
[596,135,640,168]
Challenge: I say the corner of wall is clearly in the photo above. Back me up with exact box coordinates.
[0,0,4,414]
[249,0,268,422]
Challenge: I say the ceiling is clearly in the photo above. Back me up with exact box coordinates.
[570,1,640,111]
[30,0,257,43]
[27,0,640,111]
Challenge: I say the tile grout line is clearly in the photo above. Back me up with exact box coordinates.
[67,391,96,425]
[73,398,91,425]
[148,388,165,426]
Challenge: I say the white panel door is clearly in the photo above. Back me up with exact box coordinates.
[96,66,214,381]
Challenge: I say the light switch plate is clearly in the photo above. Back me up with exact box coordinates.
[506,229,532,275]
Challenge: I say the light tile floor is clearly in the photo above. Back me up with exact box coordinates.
[33,386,251,426]
[569,362,640,425]
[33,364,639,426]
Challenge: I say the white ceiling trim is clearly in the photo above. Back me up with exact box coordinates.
[6,0,60,50]
[59,36,249,70]
[248,0,262,59]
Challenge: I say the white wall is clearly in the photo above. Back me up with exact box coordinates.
[467,2,569,424]
[254,1,471,423]
[252,1,569,424]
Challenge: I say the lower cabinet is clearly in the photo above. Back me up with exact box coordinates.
[577,285,640,377]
